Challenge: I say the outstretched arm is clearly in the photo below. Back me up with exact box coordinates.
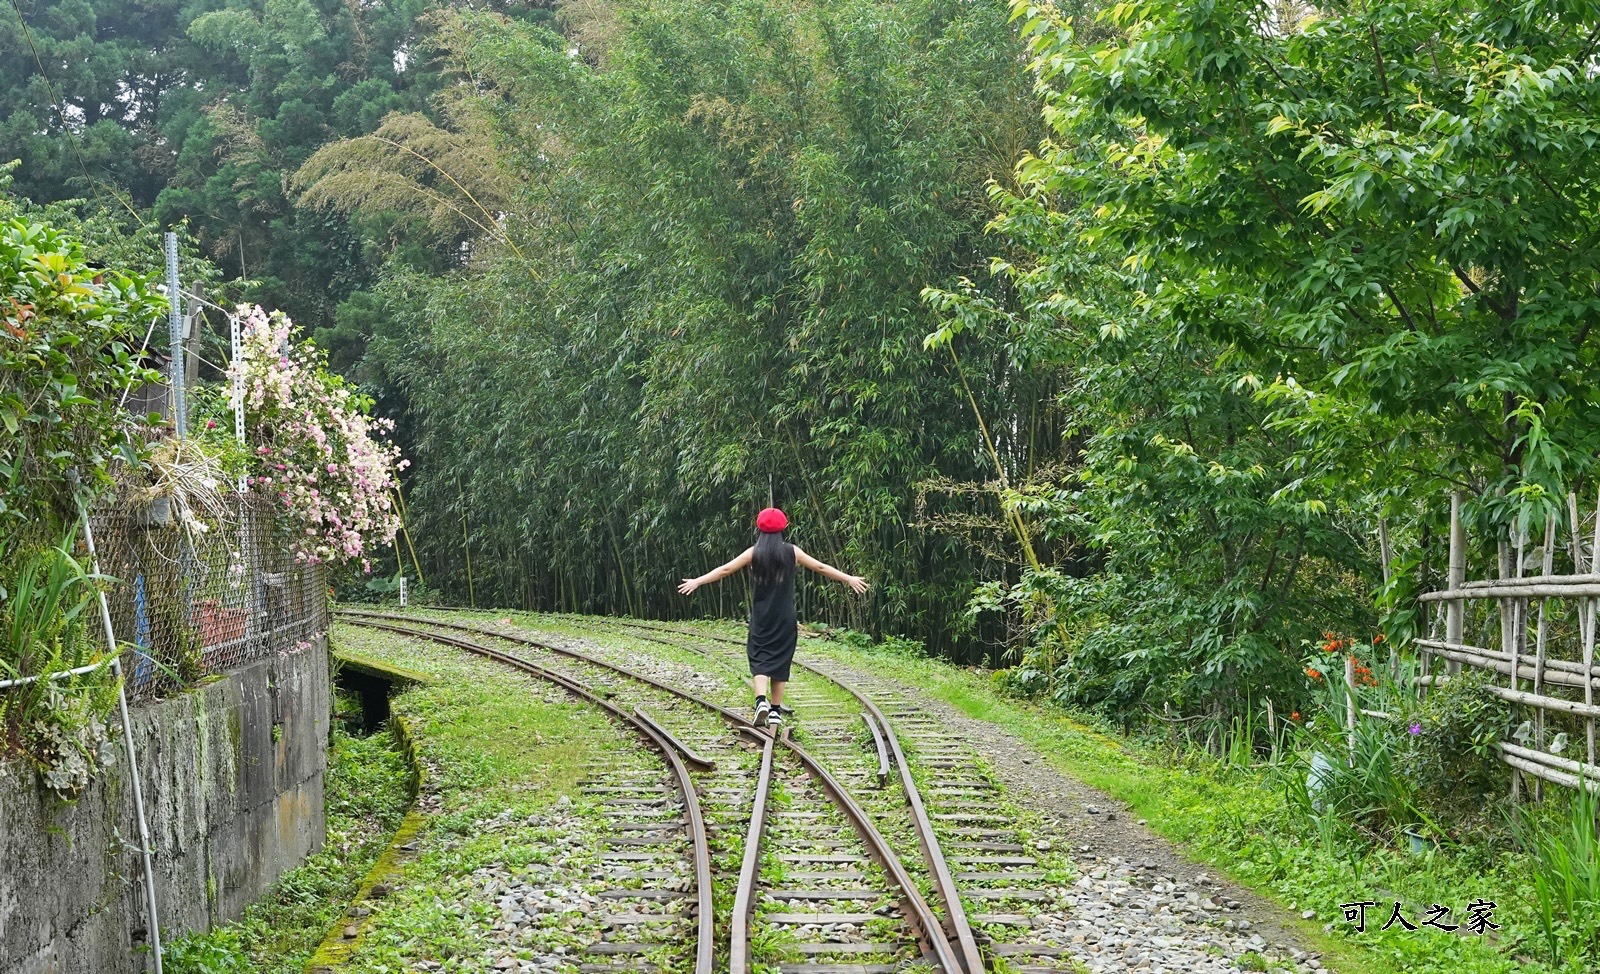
[794,546,869,594]
[678,547,753,595]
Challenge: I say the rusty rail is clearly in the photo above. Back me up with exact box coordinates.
[729,727,774,974]
[567,616,986,972]
[634,705,715,771]
[336,616,715,974]
[862,710,892,788]
[337,609,966,974]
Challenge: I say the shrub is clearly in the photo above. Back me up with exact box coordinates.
[0,218,163,539]
[1508,783,1600,969]
[0,531,120,797]
[1285,663,1430,840]
[1396,669,1511,813]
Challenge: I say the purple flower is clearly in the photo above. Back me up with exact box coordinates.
[1408,722,1422,735]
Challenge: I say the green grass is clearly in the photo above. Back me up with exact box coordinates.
[163,721,412,973]
[799,635,1579,974]
[166,623,641,973]
[322,624,638,973]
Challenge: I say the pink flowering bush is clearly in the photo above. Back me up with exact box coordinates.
[230,305,406,569]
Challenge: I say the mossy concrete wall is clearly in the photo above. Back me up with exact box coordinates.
[0,639,330,974]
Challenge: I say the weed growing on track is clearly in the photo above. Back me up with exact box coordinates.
[324,624,638,972]
[807,634,1577,974]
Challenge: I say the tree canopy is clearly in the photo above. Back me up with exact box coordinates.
[6,0,1599,731]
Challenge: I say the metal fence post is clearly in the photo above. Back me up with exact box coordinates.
[164,232,185,439]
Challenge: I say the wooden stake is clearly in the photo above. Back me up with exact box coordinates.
[1533,519,1555,801]
[1446,492,1466,675]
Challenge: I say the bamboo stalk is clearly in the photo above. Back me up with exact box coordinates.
[1493,684,1600,719]
[1589,489,1600,767]
[1446,492,1465,676]
[1497,751,1600,794]
[1498,741,1600,781]
[1415,643,1595,689]
[1498,536,1513,696]
[1533,519,1555,800]
[1420,579,1600,600]
[1412,678,1600,718]
[1415,638,1600,678]
[1460,571,1600,589]
[1511,527,1526,803]
[391,483,427,590]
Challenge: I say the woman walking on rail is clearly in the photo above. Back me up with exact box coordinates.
[677,507,868,730]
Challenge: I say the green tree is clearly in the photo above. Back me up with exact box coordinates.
[0,0,540,352]
[924,0,1600,729]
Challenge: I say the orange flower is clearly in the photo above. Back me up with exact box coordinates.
[1306,667,1323,681]
[1289,711,1301,721]
[1373,632,1385,644]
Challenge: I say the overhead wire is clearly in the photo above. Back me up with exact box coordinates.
[8,0,245,384]
[6,0,150,228]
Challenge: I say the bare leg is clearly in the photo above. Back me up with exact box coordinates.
[752,674,770,699]
[771,680,787,707]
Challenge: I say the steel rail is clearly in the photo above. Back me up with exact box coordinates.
[335,609,966,973]
[862,711,892,788]
[552,615,988,974]
[337,617,715,974]
[729,727,774,974]
[634,706,716,771]
[832,669,986,974]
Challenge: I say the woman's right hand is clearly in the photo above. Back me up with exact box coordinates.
[678,577,701,595]
[844,574,869,595]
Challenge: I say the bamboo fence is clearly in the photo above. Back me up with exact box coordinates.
[1413,491,1600,796]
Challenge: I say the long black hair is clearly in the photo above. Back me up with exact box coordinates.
[751,529,794,588]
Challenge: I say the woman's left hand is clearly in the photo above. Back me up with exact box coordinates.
[678,578,701,595]
[844,574,869,595]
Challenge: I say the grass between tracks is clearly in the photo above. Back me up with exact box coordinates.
[168,623,637,973]
[780,631,1567,974]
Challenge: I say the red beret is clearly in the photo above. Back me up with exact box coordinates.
[756,507,788,533]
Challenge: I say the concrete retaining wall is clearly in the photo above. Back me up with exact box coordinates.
[0,640,331,974]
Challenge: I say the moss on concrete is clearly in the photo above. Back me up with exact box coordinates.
[302,809,427,972]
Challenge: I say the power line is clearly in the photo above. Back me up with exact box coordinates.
[7,0,149,226]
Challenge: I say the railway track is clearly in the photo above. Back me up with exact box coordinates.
[545,614,1083,972]
[335,609,968,973]
[337,614,718,974]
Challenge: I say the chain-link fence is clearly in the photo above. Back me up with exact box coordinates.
[89,488,327,700]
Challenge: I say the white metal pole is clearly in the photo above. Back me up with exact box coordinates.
[230,312,244,446]
[82,511,164,973]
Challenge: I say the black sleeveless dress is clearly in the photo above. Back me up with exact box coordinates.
[747,543,797,680]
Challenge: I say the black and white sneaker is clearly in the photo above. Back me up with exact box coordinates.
[766,708,784,731]
[753,699,771,727]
